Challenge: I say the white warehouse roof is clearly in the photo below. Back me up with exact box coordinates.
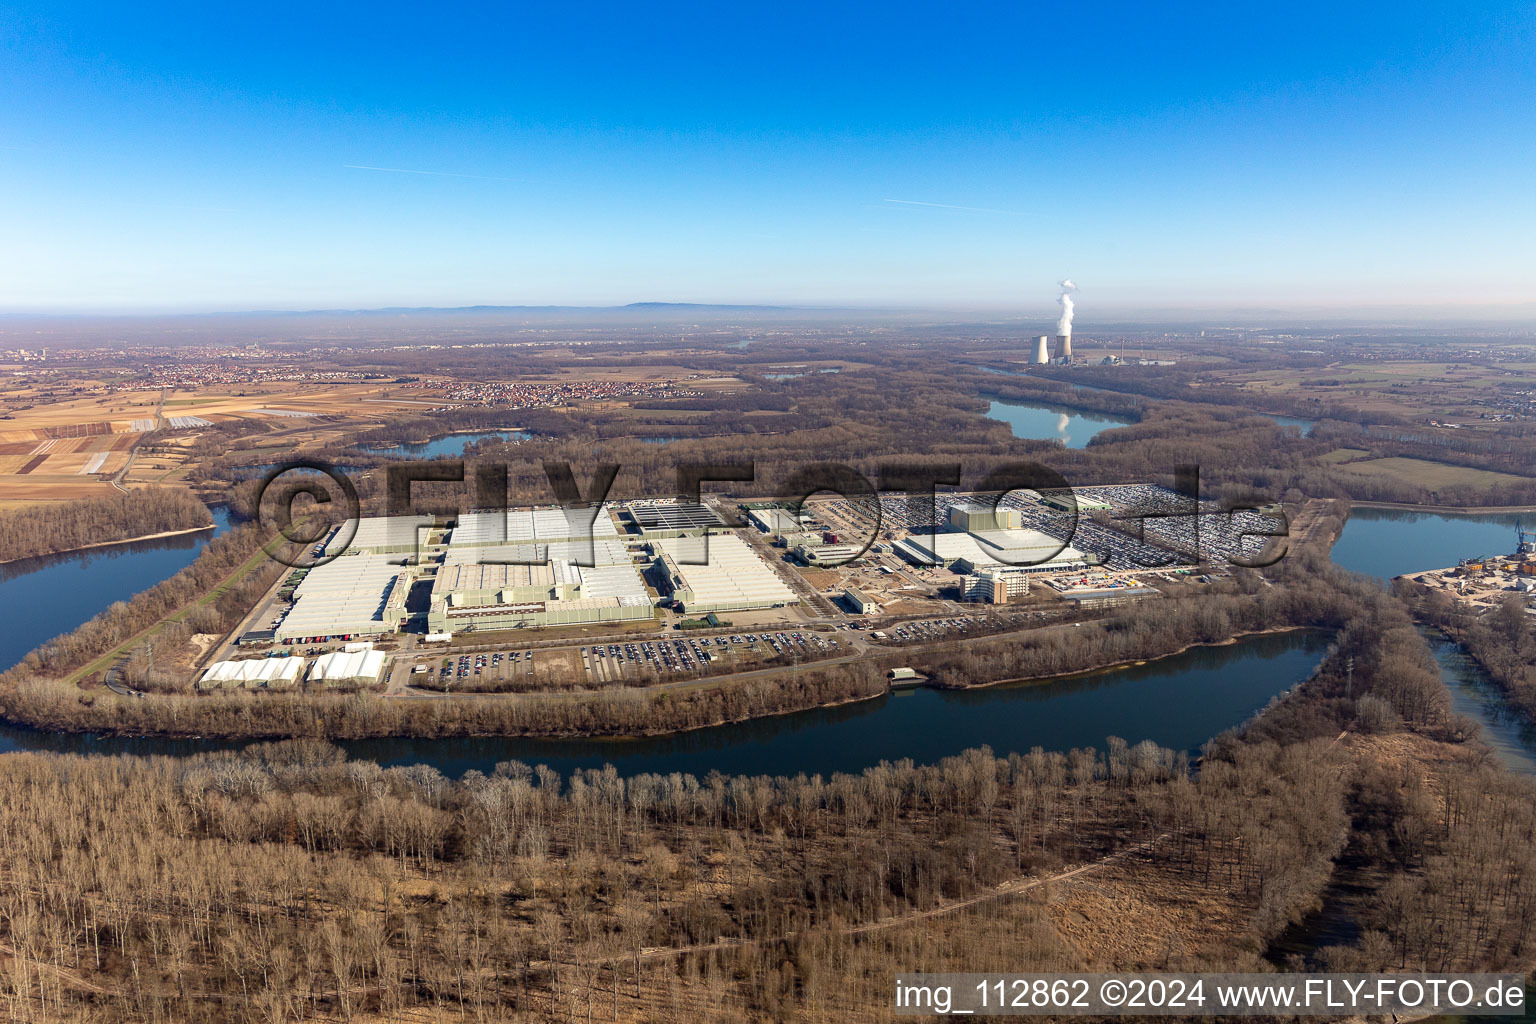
[308,649,388,685]
[654,533,799,610]
[199,657,306,688]
[451,508,621,547]
[278,552,411,640]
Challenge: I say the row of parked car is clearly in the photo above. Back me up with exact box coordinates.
[441,649,533,681]
[584,629,842,676]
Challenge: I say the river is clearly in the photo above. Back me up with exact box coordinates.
[974,367,1313,433]
[0,631,1332,779]
[1332,506,1536,775]
[0,507,232,674]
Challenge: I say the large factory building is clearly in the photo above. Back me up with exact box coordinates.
[894,509,1093,574]
[272,502,799,642]
[427,510,655,633]
[273,516,431,643]
[650,533,800,613]
[425,540,654,633]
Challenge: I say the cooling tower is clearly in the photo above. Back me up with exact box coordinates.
[1056,334,1072,362]
[1031,335,1050,364]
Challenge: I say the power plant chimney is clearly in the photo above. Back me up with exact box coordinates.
[1031,335,1050,364]
[1055,279,1077,363]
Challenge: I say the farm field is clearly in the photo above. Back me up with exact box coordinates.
[0,379,451,501]
[1331,456,1529,491]
[1205,356,1536,422]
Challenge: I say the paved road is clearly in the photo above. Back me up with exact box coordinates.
[380,612,1081,702]
[110,387,167,492]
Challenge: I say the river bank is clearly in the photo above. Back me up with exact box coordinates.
[0,631,1333,780]
[1,590,1331,742]
[929,624,1315,692]
[0,523,216,568]
[1349,500,1536,515]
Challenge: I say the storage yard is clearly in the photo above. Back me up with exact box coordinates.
[1399,527,1536,612]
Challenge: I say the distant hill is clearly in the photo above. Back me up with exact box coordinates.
[229,302,800,317]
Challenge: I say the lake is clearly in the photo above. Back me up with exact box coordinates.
[0,507,233,674]
[1331,508,1522,581]
[986,399,1134,449]
[0,630,1331,779]
[357,429,527,458]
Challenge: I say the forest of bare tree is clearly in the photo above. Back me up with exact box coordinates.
[0,571,1529,1021]
[0,489,211,565]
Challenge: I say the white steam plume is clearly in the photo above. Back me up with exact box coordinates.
[1056,279,1077,336]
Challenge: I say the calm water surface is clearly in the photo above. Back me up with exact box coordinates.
[0,507,232,674]
[1331,508,1536,774]
[985,399,1134,449]
[1428,632,1536,775]
[0,631,1330,778]
[357,429,527,457]
[1331,508,1522,581]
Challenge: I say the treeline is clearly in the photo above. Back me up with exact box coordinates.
[0,488,211,564]
[1409,586,1536,722]
[0,522,282,683]
[214,383,1336,520]
[4,564,1346,741]
[1037,362,1416,427]
[0,587,1528,1020]
[1,658,893,740]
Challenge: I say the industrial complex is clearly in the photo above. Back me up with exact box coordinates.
[253,499,807,647]
[206,481,1277,694]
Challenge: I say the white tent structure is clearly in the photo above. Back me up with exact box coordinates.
[307,648,388,687]
[198,657,306,690]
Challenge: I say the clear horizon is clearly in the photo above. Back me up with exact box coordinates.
[3,2,1534,312]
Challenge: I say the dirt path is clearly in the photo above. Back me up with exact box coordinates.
[579,834,1167,968]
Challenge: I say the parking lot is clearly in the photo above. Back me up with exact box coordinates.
[808,486,1277,572]
[580,629,846,681]
[427,648,539,687]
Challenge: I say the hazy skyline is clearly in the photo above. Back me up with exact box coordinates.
[2,2,1534,313]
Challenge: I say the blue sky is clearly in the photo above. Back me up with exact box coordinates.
[2,2,1534,312]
